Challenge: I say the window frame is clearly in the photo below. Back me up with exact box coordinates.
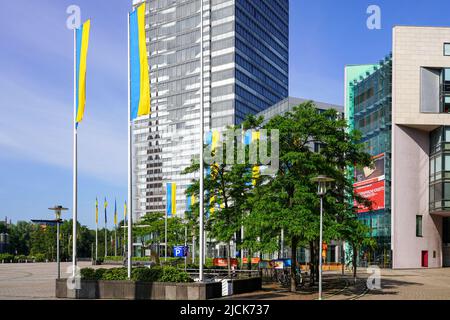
[416,215,423,237]
[444,43,450,56]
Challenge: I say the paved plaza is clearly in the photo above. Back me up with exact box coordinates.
[0,263,449,300]
[0,262,99,299]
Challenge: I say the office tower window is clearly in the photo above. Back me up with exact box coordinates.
[444,43,450,56]
[416,215,423,237]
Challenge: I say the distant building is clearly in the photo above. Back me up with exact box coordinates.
[257,96,343,124]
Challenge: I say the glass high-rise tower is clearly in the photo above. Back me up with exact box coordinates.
[131,0,289,220]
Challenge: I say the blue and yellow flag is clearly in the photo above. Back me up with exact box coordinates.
[129,3,150,120]
[251,131,261,186]
[124,201,127,222]
[114,199,117,226]
[244,130,261,186]
[75,20,91,127]
[186,190,196,213]
[104,197,108,224]
[95,197,98,224]
[166,183,176,218]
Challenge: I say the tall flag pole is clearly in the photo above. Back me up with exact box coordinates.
[123,201,127,256]
[95,197,98,262]
[128,2,151,279]
[114,199,117,257]
[199,0,205,283]
[72,20,90,277]
[104,197,108,257]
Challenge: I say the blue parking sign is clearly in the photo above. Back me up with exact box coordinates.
[174,246,188,257]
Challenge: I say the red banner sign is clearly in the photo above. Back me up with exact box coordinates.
[354,153,386,213]
[213,258,238,267]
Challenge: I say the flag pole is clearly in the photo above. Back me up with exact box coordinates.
[72,28,78,278]
[104,200,107,257]
[165,200,168,262]
[95,223,98,261]
[199,0,205,282]
[127,12,133,280]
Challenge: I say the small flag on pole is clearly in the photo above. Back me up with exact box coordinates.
[129,3,150,121]
[114,199,117,226]
[186,191,196,213]
[75,20,91,127]
[166,183,176,218]
[252,131,261,186]
[104,197,108,224]
[124,201,127,221]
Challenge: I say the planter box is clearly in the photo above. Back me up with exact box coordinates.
[232,277,262,295]
[56,279,222,300]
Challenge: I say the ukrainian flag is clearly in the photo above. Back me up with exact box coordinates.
[124,201,127,221]
[114,199,117,226]
[75,20,91,126]
[166,183,176,218]
[244,130,261,186]
[129,3,150,120]
[251,131,261,185]
[186,190,196,213]
[104,197,108,224]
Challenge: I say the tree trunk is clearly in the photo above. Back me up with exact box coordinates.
[247,249,252,271]
[309,241,315,286]
[290,236,298,292]
[341,241,345,276]
[227,241,231,278]
[352,244,357,283]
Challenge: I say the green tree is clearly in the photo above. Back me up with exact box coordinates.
[183,125,254,276]
[8,221,34,255]
[249,102,373,292]
[134,212,186,263]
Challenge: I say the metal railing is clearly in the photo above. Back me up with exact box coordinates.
[186,269,260,281]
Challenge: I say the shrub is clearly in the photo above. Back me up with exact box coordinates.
[33,253,46,262]
[159,266,193,283]
[78,266,192,283]
[80,268,97,280]
[104,256,122,262]
[14,255,27,262]
[101,268,128,280]
[94,268,107,280]
[131,267,162,282]
[0,253,14,262]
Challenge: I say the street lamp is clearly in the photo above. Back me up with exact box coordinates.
[311,175,334,300]
[48,206,68,279]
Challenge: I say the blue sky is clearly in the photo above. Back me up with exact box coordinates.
[1,0,450,229]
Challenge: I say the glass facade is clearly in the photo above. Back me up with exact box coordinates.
[347,55,393,267]
[429,126,450,212]
[131,0,289,220]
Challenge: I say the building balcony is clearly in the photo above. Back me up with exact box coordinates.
[430,201,450,217]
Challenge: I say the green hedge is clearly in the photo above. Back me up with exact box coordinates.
[0,253,14,262]
[80,266,192,283]
[159,266,193,283]
[104,256,151,262]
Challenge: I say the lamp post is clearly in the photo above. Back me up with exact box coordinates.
[48,206,68,279]
[310,175,334,301]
